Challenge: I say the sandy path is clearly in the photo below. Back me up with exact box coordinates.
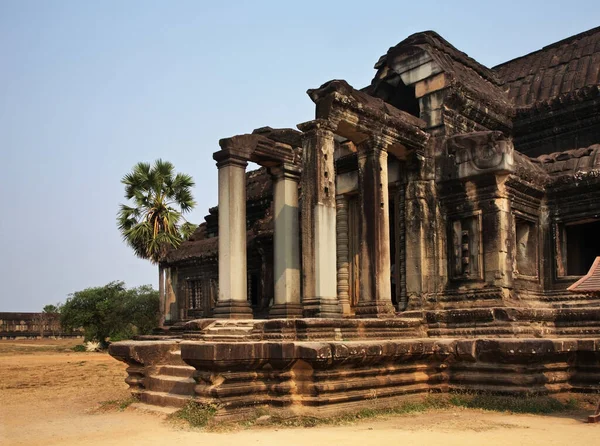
[0,339,598,446]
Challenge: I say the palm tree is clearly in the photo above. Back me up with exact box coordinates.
[117,159,197,321]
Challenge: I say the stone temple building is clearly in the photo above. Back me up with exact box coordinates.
[111,27,600,416]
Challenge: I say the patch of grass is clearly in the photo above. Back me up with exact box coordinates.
[236,393,581,429]
[71,344,87,352]
[239,395,452,429]
[448,392,579,414]
[168,401,219,428]
[97,396,138,412]
[166,393,585,431]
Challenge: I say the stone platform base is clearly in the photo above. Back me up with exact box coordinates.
[109,333,600,418]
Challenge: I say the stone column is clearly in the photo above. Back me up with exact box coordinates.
[394,184,408,311]
[269,163,303,318]
[158,264,166,326]
[164,268,177,323]
[212,155,253,319]
[297,120,342,318]
[355,137,395,317]
[336,195,351,315]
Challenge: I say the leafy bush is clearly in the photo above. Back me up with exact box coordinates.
[71,344,86,352]
[60,281,159,347]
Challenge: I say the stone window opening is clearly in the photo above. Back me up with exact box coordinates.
[556,219,600,277]
[187,279,203,310]
[514,215,539,278]
[449,212,483,281]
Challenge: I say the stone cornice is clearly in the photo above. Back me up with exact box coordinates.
[305,80,430,153]
[214,134,297,167]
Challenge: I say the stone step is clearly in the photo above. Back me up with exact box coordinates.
[138,390,192,408]
[202,320,257,335]
[158,364,195,378]
[145,374,196,395]
[130,402,179,415]
[390,317,423,325]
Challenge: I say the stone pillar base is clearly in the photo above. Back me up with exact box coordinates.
[339,299,352,317]
[268,303,303,319]
[303,298,342,318]
[212,300,253,319]
[354,302,396,318]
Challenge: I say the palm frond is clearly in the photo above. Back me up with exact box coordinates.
[118,159,197,264]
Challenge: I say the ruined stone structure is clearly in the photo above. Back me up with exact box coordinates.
[111,27,600,417]
[0,312,78,339]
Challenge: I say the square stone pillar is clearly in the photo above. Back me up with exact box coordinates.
[212,156,253,319]
[269,163,303,318]
[297,120,342,318]
[355,137,395,317]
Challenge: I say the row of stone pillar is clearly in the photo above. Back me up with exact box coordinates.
[213,120,396,319]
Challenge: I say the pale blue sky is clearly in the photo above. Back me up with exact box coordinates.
[0,1,598,311]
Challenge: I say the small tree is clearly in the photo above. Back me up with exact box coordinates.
[60,281,159,347]
[117,160,197,322]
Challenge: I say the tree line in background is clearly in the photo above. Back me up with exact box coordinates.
[46,281,159,348]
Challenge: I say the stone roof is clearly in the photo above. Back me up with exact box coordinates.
[532,144,600,177]
[373,31,513,116]
[494,26,600,107]
[376,31,502,87]
[568,257,600,294]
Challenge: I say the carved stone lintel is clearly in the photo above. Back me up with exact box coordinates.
[297,118,338,135]
[214,133,296,167]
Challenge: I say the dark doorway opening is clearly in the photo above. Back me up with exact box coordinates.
[372,76,420,118]
[565,220,600,276]
[250,273,259,306]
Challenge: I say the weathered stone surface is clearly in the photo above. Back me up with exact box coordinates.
[111,335,600,417]
[111,27,600,417]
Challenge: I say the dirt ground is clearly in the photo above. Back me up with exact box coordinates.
[1,338,599,446]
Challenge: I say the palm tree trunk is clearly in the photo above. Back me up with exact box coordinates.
[158,264,165,327]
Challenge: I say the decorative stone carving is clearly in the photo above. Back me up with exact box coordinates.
[448,131,515,179]
[297,119,342,318]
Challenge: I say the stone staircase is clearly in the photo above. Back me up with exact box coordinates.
[137,350,196,408]
[187,320,259,341]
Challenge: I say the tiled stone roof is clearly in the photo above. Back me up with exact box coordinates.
[494,26,600,107]
[532,144,600,176]
[568,257,600,294]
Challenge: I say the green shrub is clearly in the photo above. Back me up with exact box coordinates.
[169,401,219,428]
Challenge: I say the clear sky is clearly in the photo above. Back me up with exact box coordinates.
[0,1,598,312]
